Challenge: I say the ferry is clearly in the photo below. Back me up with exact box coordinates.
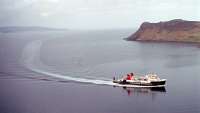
[113,73,166,87]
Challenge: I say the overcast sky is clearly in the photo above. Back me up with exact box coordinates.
[0,0,199,29]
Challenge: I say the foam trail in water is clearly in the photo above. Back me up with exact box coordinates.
[21,39,115,86]
[31,67,114,85]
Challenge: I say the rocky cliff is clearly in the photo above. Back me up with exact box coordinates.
[128,19,200,43]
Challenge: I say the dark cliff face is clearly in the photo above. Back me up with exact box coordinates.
[128,19,200,43]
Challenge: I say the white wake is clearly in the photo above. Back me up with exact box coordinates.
[21,39,114,85]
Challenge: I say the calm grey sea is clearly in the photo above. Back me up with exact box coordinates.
[0,30,200,113]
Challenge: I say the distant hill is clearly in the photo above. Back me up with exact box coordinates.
[127,19,200,43]
[0,26,67,33]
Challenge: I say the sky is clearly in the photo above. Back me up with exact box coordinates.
[0,0,199,29]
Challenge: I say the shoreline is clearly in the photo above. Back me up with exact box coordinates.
[124,38,200,45]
